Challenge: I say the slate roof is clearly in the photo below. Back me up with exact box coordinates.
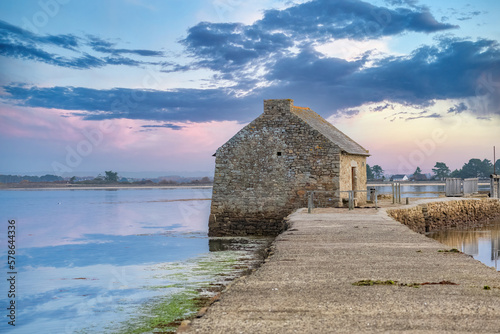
[291,106,370,156]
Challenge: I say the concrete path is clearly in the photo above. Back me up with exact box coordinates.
[184,203,500,333]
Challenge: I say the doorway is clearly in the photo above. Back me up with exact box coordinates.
[351,166,357,205]
[351,167,357,191]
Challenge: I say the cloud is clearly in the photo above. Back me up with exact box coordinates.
[0,41,106,69]
[265,47,364,83]
[0,20,79,50]
[3,36,500,122]
[456,10,483,21]
[1,84,262,122]
[141,123,184,130]
[447,102,468,114]
[263,37,500,114]
[384,0,419,7]
[405,112,441,121]
[0,20,165,69]
[180,22,293,72]
[339,109,360,118]
[1,1,498,122]
[86,35,165,57]
[180,0,456,72]
[258,0,455,37]
[371,103,394,112]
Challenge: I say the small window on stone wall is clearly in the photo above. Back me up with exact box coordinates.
[277,152,282,156]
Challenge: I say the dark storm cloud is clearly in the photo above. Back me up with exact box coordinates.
[263,38,500,114]
[2,84,262,122]
[181,22,293,72]
[265,48,365,83]
[257,0,455,37]
[4,31,500,122]
[3,36,500,122]
[1,0,498,122]
[181,0,455,72]
[0,20,165,69]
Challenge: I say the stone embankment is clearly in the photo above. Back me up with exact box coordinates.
[388,199,500,233]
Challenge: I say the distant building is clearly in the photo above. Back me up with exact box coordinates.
[390,174,409,182]
[209,99,369,236]
[410,174,428,181]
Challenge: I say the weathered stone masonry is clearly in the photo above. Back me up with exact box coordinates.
[209,99,369,236]
[388,199,500,234]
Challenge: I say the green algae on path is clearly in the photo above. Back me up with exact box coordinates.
[352,280,459,288]
[109,237,272,334]
[117,289,205,334]
[438,248,461,253]
[352,280,396,286]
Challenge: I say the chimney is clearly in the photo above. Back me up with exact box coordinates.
[264,99,293,115]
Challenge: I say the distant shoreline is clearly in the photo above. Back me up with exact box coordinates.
[0,183,213,191]
[0,181,491,190]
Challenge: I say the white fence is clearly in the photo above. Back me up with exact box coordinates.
[445,178,478,197]
[445,178,462,196]
[463,178,479,195]
[491,175,500,199]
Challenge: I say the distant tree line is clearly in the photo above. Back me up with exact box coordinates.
[72,171,119,184]
[449,159,499,179]
[432,159,499,180]
[367,158,500,181]
[0,174,63,183]
[366,164,384,180]
[73,171,212,185]
[0,171,213,185]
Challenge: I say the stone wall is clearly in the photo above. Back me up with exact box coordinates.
[339,153,367,205]
[209,99,344,236]
[387,199,500,234]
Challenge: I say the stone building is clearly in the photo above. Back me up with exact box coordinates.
[209,99,369,236]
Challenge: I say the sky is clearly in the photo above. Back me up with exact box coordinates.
[0,0,499,177]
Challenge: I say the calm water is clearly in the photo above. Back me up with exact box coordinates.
[0,188,267,333]
[429,217,500,271]
[370,183,499,270]
[368,184,490,198]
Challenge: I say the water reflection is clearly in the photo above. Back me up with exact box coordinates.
[0,188,212,248]
[0,188,234,333]
[428,217,500,270]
